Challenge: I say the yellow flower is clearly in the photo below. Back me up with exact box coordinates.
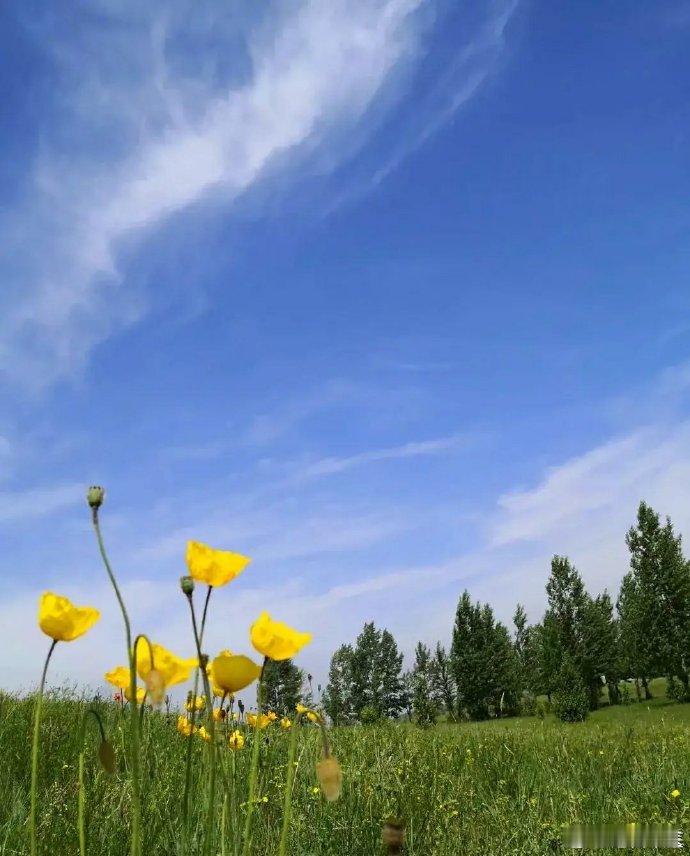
[296,703,309,715]
[671,789,681,799]
[229,729,245,750]
[250,612,312,661]
[185,695,205,712]
[125,686,146,704]
[186,541,251,588]
[306,711,319,723]
[135,642,197,690]
[38,592,100,642]
[211,651,262,694]
[197,726,211,742]
[104,666,131,690]
[280,717,292,729]
[246,712,271,730]
[266,711,278,721]
[177,715,194,737]
[212,708,226,722]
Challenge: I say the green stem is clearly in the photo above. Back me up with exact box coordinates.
[91,507,141,856]
[277,718,300,856]
[182,585,213,833]
[186,589,217,856]
[29,639,57,856]
[77,707,107,856]
[241,657,268,856]
[78,751,86,856]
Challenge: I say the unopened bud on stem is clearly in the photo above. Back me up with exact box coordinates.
[87,485,105,509]
[180,575,195,596]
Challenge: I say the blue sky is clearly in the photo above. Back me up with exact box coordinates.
[2,0,690,694]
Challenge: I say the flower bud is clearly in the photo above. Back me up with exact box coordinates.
[145,669,165,706]
[87,485,105,509]
[180,575,195,596]
[382,819,405,854]
[315,755,343,802]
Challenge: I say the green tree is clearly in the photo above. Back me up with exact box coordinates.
[322,644,354,725]
[552,653,589,723]
[376,629,406,719]
[430,643,456,720]
[411,642,437,726]
[625,501,690,697]
[450,592,520,720]
[348,622,406,720]
[262,658,303,716]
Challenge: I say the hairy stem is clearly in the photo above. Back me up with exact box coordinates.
[29,639,57,856]
[91,507,141,856]
[241,657,268,856]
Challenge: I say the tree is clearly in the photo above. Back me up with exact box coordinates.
[545,555,604,709]
[623,501,690,698]
[411,642,437,726]
[376,629,406,719]
[322,645,355,725]
[348,622,406,721]
[262,658,303,716]
[552,653,589,723]
[350,622,381,718]
[450,591,521,720]
[430,643,456,720]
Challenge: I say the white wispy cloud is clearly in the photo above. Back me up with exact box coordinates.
[0,483,83,524]
[0,0,516,391]
[289,433,472,480]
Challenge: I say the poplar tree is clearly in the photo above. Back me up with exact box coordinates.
[322,644,355,725]
[262,658,303,715]
[431,643,456,720]
[411,642,437,726]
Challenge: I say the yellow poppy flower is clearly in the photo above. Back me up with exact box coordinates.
[296,703,309,715]
[266,711,278,721]
[125,686,146,704]
[212,708,226,722]
[671,789,681,799]
[250,612,312,661]
[246,712,271,730]
[280,717,292,729]
[229,729,245,750]
[38,592,100,642]
[186,541,251,588]
[197,726,212,742]
[185,695,205,712]
[306,711,319,723]
[135,642,197,689]
[104,666,131,690]
[211,652,262,694]
[177,715,194,737]
[207,650,234,697]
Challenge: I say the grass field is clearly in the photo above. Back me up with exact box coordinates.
[2,681,690,855]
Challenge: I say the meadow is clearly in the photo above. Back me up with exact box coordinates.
[2,683,689,855]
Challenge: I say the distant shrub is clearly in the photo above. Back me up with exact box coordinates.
[358,705,381,725]
[666,676,690,703]
[620,683,632,705]
[519,694,537,717]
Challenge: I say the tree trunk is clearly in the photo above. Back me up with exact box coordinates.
[607,679,620,705]
[641,677,652,700]
[634,678,641,701]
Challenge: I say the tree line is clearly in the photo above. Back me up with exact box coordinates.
[320,500,690,724]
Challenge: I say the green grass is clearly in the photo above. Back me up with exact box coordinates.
[2,687,690,855]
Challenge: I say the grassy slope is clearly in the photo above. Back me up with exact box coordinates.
[1,684,689,855]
